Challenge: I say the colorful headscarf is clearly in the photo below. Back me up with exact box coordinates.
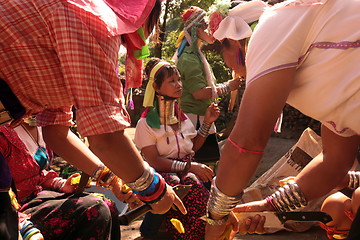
[174,6,218,99]
[143,61,171,107]
[208,0,269,41]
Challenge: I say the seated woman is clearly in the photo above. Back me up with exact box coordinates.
[0,118,138,240]
[134,58,219,240]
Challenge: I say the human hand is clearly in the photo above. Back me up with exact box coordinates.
[232,199,270,235]
[190,162,214,182]
[204,103,220,124]
[227,78,241,91]
[29,232,44,240]
[111,179,143,209]
[60,173,81,193]
[149,184,187,215]
[205,212,239,240]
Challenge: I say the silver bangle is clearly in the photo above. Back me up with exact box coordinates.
[216,83,231,96]
[200,212,229,226]
[348,171,360,189]
[269,180,307,212]
[207,177,243,217]
[126,161,155,192]
[171,160,187,172]
[197,122,211,138]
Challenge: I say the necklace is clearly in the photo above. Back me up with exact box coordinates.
[20,124,47,156]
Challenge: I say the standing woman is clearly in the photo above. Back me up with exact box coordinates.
[0,0,185,221]
[202,0,360,239]
[175,6,241,165]
[134,58,219,240]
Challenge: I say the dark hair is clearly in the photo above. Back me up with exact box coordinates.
[145,58,180,89]
[145,0,162,43]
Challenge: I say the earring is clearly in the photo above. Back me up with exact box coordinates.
[236,48,245,66]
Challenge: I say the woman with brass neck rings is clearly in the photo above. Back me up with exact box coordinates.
[134,58,219,239]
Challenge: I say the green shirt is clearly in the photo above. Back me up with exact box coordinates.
[177,46,213,116]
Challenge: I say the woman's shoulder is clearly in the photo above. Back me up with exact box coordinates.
[177,47,201,65]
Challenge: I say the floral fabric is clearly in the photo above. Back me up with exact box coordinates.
[19,191,120,240]
[0,124,120,239]
[160,170,209,240]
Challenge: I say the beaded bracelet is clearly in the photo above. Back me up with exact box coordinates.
[96,167,119,190]
[20,220,33,235]
[23,227,41,240]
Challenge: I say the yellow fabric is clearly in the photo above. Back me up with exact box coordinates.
[170,218,185,234]
[176,31,185,47]
[143,61,170,107]
[9,189,21,210]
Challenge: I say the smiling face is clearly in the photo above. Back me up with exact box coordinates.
[154,70,182,98]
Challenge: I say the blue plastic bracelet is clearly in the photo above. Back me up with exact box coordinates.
[133,173,159,196]
[20,220,33,235]
[23,227,40,240]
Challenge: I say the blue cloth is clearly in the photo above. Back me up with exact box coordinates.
[33,147,49,170]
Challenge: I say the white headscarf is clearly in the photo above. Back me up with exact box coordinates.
[210,0,269,41]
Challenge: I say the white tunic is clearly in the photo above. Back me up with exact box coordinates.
[134,117,197,159]
[246,0,360,136]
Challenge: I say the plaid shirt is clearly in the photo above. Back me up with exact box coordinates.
[0,0,131,136]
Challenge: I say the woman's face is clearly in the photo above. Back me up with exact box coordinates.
[155,73,183,98]
[197,20,215,44]
[221,39,247,78]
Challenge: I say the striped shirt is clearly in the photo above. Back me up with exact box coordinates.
[0,0,132,136]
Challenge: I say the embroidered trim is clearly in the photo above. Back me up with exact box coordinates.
[247,62,297,85]
[299,40,360,63]
[326,121,351,135]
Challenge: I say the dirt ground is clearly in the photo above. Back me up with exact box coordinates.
[119,129,329,240]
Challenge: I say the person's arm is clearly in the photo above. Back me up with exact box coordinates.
[295,125,360,200]
[192,78,241,100]
[205,68,295,240]
[141,145,174,172]
[192,103,220,152]
[215,68,295,197]
[141,143,214,182]
[42,125,102,176]
[43,125,186,215]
